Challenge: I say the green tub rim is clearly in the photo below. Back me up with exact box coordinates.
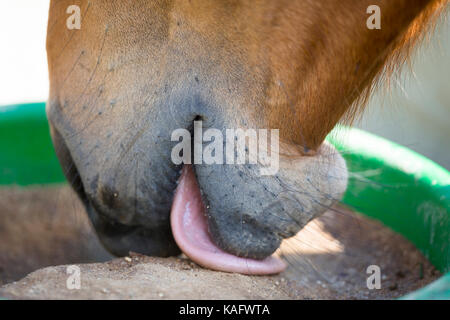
[1,102,449,300]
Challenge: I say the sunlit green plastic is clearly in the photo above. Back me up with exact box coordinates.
[328,126,449,300]
[0,102,449,299]
[0,103,65,185]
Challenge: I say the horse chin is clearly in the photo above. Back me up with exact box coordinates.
[192,139,348,260]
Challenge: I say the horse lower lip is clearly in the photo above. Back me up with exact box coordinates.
[170,164,286,275]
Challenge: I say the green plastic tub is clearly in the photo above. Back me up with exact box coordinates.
[1,102,449,299]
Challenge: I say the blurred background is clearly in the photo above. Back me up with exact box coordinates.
[0,0,449,169]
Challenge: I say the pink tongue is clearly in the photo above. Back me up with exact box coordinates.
[170,165,286,275]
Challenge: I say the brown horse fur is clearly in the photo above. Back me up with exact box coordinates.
[47,0,447,149]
